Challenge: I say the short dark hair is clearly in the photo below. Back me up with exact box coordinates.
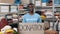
[27,3,34,7]
[48,1,52,3]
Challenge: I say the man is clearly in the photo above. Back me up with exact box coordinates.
[22,3,42,23]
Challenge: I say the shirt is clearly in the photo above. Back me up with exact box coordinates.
[22,13,42,23]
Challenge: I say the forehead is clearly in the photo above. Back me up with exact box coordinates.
[29,5,33,7]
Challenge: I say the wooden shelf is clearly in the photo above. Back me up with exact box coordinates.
[35,6,52,8]
[19,9,27,11]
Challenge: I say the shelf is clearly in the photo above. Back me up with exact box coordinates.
[35,6,52,9]
[18,12,26,14]
[0,3,18,5]
[18,11,27,14]
[55,5,60,7]
[42,6,52,7]
[44,18,57,22]
[0,3,12,5]
[35,6,52,8]
[10,12,18,14]
[0,12,9,14]
[8,23,19,25]
[19,9,27,11]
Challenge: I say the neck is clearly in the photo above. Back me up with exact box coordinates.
[29,12,34,15]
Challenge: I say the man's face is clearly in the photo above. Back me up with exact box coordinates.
[28,5,34,12]
[28,5,34,9]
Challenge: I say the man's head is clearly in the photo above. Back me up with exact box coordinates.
[27,3,34,14]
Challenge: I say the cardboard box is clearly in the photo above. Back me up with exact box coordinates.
[45,30,58,34]
[0,0,15,4]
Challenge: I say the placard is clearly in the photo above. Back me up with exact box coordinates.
[10,6,17,13]
[19,23,44,34]
[1,6,9,12]
[35,1,41,6]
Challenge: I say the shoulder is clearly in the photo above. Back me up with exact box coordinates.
[34,13,40,16]
[23,13,29,17]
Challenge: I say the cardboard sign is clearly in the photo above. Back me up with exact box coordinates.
[19,23,44,34]
[35,1,41,6]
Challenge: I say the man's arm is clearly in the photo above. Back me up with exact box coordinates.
[22,16,26,23]
[37,16,42,23]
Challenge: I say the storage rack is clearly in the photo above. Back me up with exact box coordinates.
[0,0,59,22]
[0,3,18,14]
[30,0,60,30]
[0,0,60,34]
[0,0,60,21]
[0,0,60,29]
[0,3,19,24]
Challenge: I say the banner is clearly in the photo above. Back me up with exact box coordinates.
[19,23,44,34]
